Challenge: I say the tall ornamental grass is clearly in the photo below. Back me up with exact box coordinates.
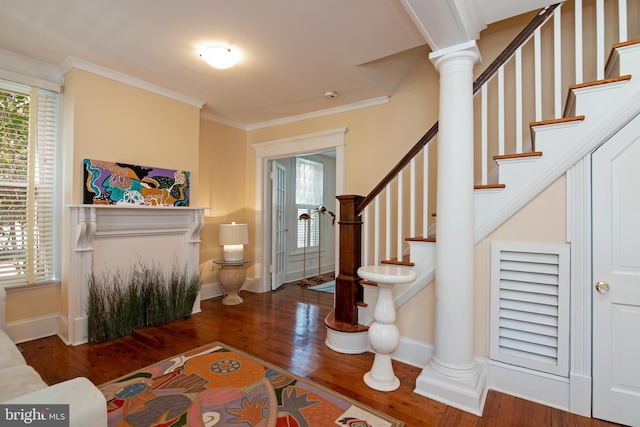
[87,261,201,343]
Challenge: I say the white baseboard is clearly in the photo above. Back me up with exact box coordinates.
[199,281,223,300]
[488,359,570,411]
[6,314,59,344]
[393,337,433,368]
[56,315,70,345]
[200,278,261,300]
[240,277,262,294]
[569,372,592,417]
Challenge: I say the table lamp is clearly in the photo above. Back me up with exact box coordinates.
[219,222,249,262]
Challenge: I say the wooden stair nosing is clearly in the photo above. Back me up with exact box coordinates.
[493,151,542,161]
[606,39,640,72]
[529,116,586,150]
[563,74,632,118]
[405,236,436,243]
[360,279,378,286]
[474,183,506,190]
[530,115,586,129]
[380,259,415,267]
[324,310,369,333]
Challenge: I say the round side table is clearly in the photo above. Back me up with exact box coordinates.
[358,264,416,392]
[213,259,251,305]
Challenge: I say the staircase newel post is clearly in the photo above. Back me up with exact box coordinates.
[334,194,365,326]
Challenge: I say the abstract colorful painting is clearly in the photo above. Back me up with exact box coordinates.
[83,159,190,206]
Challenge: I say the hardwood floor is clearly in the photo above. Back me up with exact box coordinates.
[19,283,621,427]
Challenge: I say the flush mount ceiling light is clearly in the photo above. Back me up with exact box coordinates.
[200,46,240,69]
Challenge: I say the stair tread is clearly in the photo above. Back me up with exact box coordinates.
[563,74,631,117]
[494,151,542,161]
[360,280,377,286]
[474,183,506,190]
[606,38,640,73]
[324,310,368,333]
[530,115,585,128]
[406,236,436,242]
[380,258,415,267]
[567,74,632,92]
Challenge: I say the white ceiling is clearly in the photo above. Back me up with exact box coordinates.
[0,0,556,128]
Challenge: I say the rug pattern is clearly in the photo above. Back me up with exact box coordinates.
[100,342,403,426]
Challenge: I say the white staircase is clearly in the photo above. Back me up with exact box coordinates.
[358,39,640,327]
[329,0,640,419]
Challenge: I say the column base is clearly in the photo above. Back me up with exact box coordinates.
[414,357,488,416]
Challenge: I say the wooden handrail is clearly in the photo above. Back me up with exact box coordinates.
[356,3,560,216]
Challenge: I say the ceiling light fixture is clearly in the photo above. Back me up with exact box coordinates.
[200,46,240,69]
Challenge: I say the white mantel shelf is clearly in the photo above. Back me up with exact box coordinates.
[67,205,206,345]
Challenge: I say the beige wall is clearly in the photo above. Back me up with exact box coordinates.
[63,69,201,205]
[198,118,252,283]
[5,284,59,323]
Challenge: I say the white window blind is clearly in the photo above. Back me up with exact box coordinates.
[296,157,323,249]
[0,80,58,286]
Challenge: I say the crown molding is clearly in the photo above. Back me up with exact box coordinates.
[0,49,62,92]
[60,57,205,109]
[200,96,390,131]
[199,111,247,130]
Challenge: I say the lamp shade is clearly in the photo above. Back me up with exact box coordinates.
[219,223,249,245]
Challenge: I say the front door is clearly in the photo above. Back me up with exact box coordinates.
[271,161,287,290]
[592,114,640,426]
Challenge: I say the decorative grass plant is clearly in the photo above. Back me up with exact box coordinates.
[87,260,201,343]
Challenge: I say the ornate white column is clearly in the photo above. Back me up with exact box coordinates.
[414,40,487,415]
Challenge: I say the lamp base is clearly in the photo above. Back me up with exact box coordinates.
[218,263,247,305]
[223,245,244,262]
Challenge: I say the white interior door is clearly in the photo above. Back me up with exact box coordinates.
[592,114,640,427]
[271,161,287,290]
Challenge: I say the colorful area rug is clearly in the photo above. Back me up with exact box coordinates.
[99,342,403,426]
[308,280,335,293]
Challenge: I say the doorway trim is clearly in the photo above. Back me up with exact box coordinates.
[566,156,592,417]
[251,128,347,293]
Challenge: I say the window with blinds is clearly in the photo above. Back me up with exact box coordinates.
[0,79,58,286]
[295,157,323,249]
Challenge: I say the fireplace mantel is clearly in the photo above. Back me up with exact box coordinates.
[67,205,205,345]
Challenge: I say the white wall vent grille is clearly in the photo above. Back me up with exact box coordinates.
[490,242,570,377]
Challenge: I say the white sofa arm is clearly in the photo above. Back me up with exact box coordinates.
[6,377,107,427]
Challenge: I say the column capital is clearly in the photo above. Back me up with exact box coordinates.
[429,40,481,71]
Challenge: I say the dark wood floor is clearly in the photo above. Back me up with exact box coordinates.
[19,282,621,427]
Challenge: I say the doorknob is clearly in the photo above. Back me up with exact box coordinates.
[595,281,610,294]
